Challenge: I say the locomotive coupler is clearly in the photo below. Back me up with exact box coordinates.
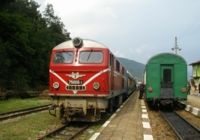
[48,104,57,117]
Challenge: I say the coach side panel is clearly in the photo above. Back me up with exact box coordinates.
[146,63,160,100]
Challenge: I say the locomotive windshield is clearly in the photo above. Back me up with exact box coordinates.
[53,51,74,64]
[79,51,103,63]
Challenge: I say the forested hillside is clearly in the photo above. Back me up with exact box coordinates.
[0,0,70,92]
[118,57,145,80]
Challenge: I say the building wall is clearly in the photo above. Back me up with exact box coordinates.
[191,63,200,93]
[192,64,200,78]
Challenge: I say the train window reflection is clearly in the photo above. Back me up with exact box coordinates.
[54,51,73,64]
[79,51,103,63]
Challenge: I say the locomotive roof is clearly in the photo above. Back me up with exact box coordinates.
[53,39,107,50]
[146,52,187,65]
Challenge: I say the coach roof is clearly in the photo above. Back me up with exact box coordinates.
[53,39,107,50]
[146,52,187,65]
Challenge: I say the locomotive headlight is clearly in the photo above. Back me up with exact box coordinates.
[93,82,100,90]
[53,82,59,89]
[72,37,83,48]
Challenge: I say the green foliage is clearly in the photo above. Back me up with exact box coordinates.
[0,98,50,114]
[0,0,71,93]
[0,111,60,140]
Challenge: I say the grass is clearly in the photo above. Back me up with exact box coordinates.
[0,98,51,114]
[0,111,61,140]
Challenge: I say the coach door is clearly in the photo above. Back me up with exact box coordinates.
[160,65,174,99]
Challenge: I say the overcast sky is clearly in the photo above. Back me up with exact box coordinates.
[35,0,200,65]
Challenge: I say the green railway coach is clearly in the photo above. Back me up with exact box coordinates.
[144,53,187,107]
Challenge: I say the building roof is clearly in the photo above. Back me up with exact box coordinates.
[189,60,200,65]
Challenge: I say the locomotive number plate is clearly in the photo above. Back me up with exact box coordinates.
[68,80,83,85]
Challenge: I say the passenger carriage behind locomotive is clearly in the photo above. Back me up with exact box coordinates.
[49,38,135,122]
[144,53,187,108]
[126,71,136,96]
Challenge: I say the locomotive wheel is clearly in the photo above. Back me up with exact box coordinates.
[118,95,123,106]
[59,104,65,119]
[108,99,114,113]
[170,102,174,110]
[61,118,69,124]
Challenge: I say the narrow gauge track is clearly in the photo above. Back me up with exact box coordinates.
[0,104,51,121]
[160,111,200,140]
[37,123,89,140]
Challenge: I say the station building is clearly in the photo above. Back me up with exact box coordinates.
[190,60,200,94]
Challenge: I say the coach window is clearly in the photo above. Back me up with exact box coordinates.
[116,61,120,72]
[79,51,103,63]
[122,67,125,87]
[163,69,171,83]
[53,51,73,64]
[122,67,124,75]
[110,54,113,66]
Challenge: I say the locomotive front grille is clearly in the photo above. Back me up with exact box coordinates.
[66,85,86,91]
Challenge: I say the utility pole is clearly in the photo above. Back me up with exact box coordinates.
[171,36,181,54]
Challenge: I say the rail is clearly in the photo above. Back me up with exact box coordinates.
[0,104,51,121]
[37,123,89,140]
[160,111,200,140]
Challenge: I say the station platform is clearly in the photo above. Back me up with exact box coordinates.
[89,91,153,140]
[187,94,200,108]
[184,94,200,117]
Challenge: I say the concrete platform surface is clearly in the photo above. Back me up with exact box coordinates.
[183,94,200,117]
[187,94,200,108]
[89,92,153,140]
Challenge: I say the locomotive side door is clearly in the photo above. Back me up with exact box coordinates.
[110,54,114,91]
[160,65,174,99]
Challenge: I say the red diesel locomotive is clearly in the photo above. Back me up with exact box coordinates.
[49,38,136,122]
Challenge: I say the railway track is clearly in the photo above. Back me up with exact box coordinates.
[37,123,89,140]
[160,111,200,140]
[0,104,51,121]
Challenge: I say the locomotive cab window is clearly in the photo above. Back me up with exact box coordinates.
[79,51,103,63]
[53,51,74,64]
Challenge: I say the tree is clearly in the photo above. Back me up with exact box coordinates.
[0,0,71,95]
[43,4,70,44]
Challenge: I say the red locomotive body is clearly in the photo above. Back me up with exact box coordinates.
[49,38,135,122]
